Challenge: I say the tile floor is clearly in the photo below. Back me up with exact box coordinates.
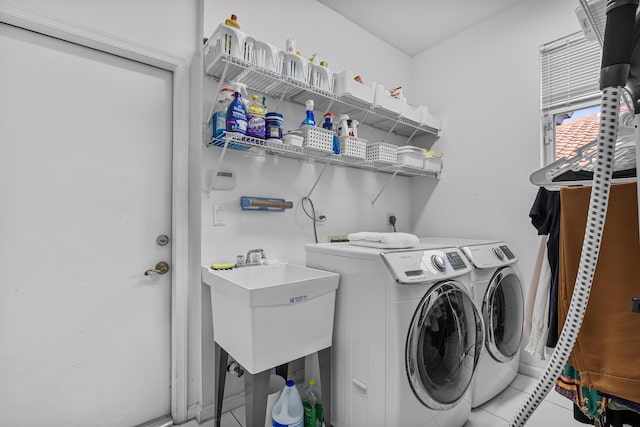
[218,373,590,427]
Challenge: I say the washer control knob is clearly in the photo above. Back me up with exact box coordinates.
[493,247,504,261]
[431,254,447,272]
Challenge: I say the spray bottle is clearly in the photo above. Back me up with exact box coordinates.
[350,120,359,138]
[323,112,340,155]
[300,100,316,128]
[337,114,350,137]
[226,82,248,135]
[212,87,234,139]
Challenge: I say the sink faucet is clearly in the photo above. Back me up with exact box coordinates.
[242,248,266,266]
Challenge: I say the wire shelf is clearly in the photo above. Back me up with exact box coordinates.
[205,54,440,138]
[208,133,440,178]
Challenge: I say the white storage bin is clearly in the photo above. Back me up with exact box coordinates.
[204,23,246,69]
[301,126,334,153]
[400,98,425,123]
[333,70,375,104]
[397,146,425,169]
[277,51,309,83]
[373,84,402,115]
[339,136,367,159]
[422,107,443,130]
[243,36,280,72]
[366,142,397,164]
[283,133,303,147]
[423,155,443,173]
[309,62,334,92]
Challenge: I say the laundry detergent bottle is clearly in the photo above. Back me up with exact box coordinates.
[226,82,248,134]
[246,94,266,139]
[272,380,304,427]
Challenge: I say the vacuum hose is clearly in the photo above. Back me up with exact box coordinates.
[510,86,622,426]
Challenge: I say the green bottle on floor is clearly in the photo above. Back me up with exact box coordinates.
[302,379,323,427]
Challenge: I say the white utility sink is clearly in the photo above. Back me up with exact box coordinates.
[202,263,339,374]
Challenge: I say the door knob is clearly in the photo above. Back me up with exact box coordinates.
[144,261,170,276]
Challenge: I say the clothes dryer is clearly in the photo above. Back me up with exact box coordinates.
[420,238,524,408]
[306,242,484,427]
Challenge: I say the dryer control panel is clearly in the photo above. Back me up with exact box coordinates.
[462,242,518,269]
[381,248,472,284]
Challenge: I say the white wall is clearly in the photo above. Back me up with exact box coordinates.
[7,0,196,57]
[201,0,419,269]
[409,0,582,372]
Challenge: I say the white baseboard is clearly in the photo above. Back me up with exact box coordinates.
[518,362,544,379]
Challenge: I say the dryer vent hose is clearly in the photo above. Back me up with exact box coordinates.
[510,86,623,426]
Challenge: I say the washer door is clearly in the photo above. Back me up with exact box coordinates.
[406,281,483,410]
[483,266,524,362]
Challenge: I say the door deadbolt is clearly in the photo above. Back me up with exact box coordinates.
[144,261,170,276]
[156,235,170,246]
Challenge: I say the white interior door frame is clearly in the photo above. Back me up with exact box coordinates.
[0,3,191,424]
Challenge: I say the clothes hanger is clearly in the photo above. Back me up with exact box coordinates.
[529,124,637,191]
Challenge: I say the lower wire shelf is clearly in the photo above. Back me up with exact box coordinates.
[208,132,440,178]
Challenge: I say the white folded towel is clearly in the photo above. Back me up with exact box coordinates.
[347,232,420,249]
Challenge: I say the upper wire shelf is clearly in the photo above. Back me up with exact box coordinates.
[205,54,441,138]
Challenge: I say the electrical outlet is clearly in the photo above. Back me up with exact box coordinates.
[387,212,396,225]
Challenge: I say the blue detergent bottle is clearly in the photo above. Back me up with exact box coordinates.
[226,82,248,134]
[300,100,316,127]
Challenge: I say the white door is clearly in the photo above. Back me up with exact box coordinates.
[0,22,173,427]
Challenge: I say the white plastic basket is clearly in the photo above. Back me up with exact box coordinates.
[301,126,334,153]
[373,84,402,114]
[423,156,443,173]
[366,142,397,164]
[400,98,425,124]
[339,136,367,159]
[333,70,375,104]
[204,23,246,62]
[397,152,424,169]
[422,107,443,131]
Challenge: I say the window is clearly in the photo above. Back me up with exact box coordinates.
[540,32,602,163]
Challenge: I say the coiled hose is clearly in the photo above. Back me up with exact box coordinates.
[510,86,623,426]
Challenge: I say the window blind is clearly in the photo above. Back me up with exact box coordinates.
[540,31,602,111]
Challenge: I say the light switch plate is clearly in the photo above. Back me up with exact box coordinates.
[213,205,225,226]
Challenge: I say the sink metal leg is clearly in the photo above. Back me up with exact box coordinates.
[318,346,332,427]
[275,363,288,381]
[244,369,271,427]
[214,342,228,427]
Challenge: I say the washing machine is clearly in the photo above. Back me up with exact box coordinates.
[420,237,524,408]
[305,242,484,427]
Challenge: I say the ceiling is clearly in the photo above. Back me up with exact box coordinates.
[316,0,526,57]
